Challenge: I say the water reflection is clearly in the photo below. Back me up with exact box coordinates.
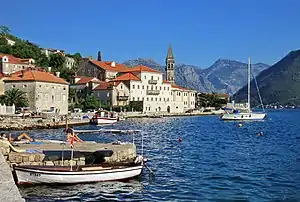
[20,179,144,202]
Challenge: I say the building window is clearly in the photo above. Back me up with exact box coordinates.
[121,84,123,89]
[155,98,157,101]
[12,85,16,88]
[151,76,153,80]
[167,98,169,101]
[160,86,162,90]
[147,98,149,101]
[142,85,144,89]
[151,97,153,101]
[164,98,165,101]
[168,87,169,90]
[137,85,139,89]
[63,87,66,90]
[164,87,166,90]
[137,97,140,101]
[52,95,55,103]
[159,98,161,101]
[158,77,159,80]
[144,76,146,79]
[133,85,135,89]
[147,86,149,90]
[23,84,27,88]
[133,97,135,101]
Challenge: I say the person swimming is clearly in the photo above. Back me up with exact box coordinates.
[257,132,264,136]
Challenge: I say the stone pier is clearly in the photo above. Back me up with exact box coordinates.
[0,151,24,202]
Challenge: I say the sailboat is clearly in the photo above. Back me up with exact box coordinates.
[221,57,266,120]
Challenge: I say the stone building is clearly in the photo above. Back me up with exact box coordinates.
[0,53,35,74]
[64,56,75,69]
[76,51,128,81]
[73,47,196,113]
[40,48,65,58]
[4,69,69,115]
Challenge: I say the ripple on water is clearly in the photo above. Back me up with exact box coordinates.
[13,110,300,201]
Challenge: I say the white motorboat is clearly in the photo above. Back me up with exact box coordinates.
[221,57,266,121]
[91,110,118,124]
[14,159,143,185]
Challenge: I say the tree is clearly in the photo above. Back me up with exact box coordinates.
[0,25,11,36]
[0,89,28,107]
[68,88,76,103]
[36,53,49,67]
[81,94,101,110]
[49,54,65,71]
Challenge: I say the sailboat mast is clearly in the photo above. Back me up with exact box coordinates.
[247,57,251,111]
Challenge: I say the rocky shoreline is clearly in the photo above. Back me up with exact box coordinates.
[0,111,222,131]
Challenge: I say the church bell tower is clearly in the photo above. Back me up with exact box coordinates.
[165,45,175,84]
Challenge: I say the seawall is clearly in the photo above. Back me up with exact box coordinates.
[0,151,24,202]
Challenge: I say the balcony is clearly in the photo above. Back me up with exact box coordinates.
[148,80,158,84]
[117,95,129,101]
[146,90,160,95]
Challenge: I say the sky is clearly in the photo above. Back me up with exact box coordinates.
[1,0,300,68]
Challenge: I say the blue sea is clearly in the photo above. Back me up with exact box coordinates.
[15,109,300,201]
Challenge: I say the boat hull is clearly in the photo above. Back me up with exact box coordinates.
[221,113,266,120]
[14,165,143,185]
[92,117,118,125]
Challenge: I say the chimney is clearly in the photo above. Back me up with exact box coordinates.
[55,72,60,77]
[97,51,102,61]
[48,67,52,72]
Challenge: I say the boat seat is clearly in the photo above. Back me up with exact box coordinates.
[81,166,112,171]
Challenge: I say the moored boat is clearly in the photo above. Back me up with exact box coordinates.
[14,158,144,185]
[13,127,148,185]
[90,110,118,124]
[221,57,266,121]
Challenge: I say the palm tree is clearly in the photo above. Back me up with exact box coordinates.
[0,88,28,107]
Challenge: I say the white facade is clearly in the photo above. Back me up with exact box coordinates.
[123,71,196,113]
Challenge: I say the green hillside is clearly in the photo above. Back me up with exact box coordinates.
[234,50,300,106]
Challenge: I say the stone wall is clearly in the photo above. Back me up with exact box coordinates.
[7,152,85,167]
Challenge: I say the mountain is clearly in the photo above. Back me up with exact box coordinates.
[202,59,269,94]
[123,58,269,94]
[234,50,300,106]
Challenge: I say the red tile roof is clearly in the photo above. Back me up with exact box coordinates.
[5,70,69,85]
[121,65,161,73]
[112,73,140,81]
[73,76,100,85]
[0,53,34,65]
[92,82,112,90]
[89,60,130,72]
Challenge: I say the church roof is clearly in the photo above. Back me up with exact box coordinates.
[166,45,174,59]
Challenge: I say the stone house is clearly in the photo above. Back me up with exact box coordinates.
[64,56,75,69]
[40,48,65,58]
[0,53,35,74]
[4,69,69,115]
[76,51,129,81]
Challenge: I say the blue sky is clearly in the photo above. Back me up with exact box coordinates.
[1,0,300,67]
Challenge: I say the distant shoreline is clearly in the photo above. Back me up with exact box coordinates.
[0,112,219,131]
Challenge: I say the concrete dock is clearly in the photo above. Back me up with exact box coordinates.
[0,152,24,202]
